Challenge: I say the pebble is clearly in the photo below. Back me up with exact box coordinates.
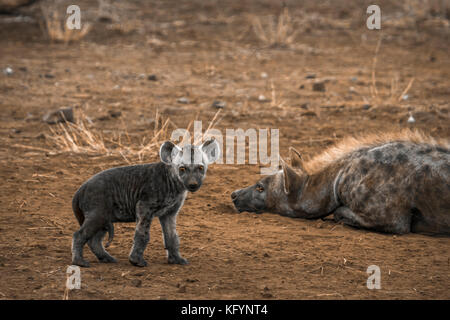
[212,100,226,109]
[3,67,13,75]
[147,74,158,81]
[305,73,316,79]
[312,82,326,92]
[42,107,75,124]
[177,97,189,104]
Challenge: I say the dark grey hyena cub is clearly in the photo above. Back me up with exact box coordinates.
[71,139,220,267]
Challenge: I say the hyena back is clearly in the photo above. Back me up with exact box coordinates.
[232,131,450,235]
[71,139,220,267]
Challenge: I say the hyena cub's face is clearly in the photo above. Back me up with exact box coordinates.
[160,139,220,192]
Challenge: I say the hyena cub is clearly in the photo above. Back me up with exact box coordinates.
[71,139,220,267]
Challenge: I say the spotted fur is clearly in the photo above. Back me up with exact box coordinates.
[232,130,450,235]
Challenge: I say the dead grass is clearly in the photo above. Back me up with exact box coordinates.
[365,35,415,107]
[251,7,299,48]
[39,2,91,43]
[45,109,223,164]
[45,109,171,163]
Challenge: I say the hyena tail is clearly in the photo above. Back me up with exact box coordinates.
[72,188,85,226]
[104,222,114,248]
[72,188,115,246]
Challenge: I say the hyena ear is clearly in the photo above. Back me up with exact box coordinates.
[201,138,220,164]
[281,158,303,194]
[289,147,306,172]
[160,141,182,164]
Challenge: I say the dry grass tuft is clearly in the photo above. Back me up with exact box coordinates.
[45,109,224,164]
[251,7,298,48]
[46,110,172,163]
[40,2,91,43]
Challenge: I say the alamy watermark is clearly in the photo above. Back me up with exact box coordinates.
[367,5,381,30]
[171,121,280,175]
[366,265,381,290]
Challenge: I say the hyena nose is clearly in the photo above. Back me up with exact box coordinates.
[231,191,238,200]
[188,183,198,189]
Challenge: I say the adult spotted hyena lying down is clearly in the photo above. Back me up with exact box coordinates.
[231,130,450,235]
[71,139,220,267]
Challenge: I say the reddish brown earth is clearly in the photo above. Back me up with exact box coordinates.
[0,0,449,299]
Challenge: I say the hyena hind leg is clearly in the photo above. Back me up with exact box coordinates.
[72,213,105,267]
[333,206,410,234]
[88,229,117,263]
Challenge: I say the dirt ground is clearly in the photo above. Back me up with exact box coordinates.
[0,0,449,300]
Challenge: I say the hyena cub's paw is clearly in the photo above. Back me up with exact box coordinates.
[72,258,91,268]
[98,255,117,264]
[168,255,189,265]
[129,255,148,267]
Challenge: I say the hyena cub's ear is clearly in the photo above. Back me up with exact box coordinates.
[289,147,306,173]
[160,141,182,164]
[201,138,220,164]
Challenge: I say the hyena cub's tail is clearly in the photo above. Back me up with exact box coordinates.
[72,188,115,247]
[104,222,114,248]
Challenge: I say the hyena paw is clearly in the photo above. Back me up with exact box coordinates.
[168,255,189,265]
[72,258,90,268]
[98,255,117,263]
[129,255,148,267]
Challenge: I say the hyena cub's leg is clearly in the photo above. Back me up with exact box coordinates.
[87,228,117,263]
[129,201,153,267]
[160,212,188,265]
[72,213,105,267]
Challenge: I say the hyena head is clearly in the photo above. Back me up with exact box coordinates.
[160,138,220,192]
[231,147,308,214]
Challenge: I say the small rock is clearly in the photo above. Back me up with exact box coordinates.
[178,285,187,293]
[300,103,309,109]
[261,292,273,298]
[43,107,75,124]
[186,278,199,283]
[363,104,371,110]
[19,67,27,72]
[312,82,326,92]
[3,67,13,75]
[258,94,268,102]
[305,73,316,79]
[147,74,158,81]
[407,114,415,123]
[177,97,189,104]
[212,100,226,109]
[108,110,122,118]
[263,253,270,258]
[301,111,317,117]
[402,94,409,101]
[350,76,358,82]
[260,72,268,79]
[131,279,142,288]
[11,128,21,134]
[299,84,305,89]
[44,74,55,79]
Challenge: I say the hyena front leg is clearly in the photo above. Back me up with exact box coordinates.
[129,201,153,267]
[159,212,188,265]
[333,206,373,229]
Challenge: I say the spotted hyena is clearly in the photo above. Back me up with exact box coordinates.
[231,130,450,235]
[71,139,220,267]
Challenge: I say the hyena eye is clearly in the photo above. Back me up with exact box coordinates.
[256,185,264,193]
[198,165,204,171]
[179,167,186,173]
